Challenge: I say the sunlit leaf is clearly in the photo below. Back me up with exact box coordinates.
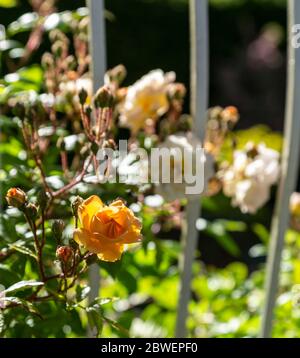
[4,280,44,294]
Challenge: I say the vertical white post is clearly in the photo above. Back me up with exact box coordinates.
[260,0,300,338]
[175,0,209,338]
[86,0,106,305]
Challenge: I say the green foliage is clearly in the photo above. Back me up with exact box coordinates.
[218,125,283,164]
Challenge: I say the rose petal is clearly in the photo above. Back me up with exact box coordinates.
[96,243,124,262]
[78,195,103,230]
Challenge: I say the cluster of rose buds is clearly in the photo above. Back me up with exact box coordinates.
[41,25,90,118]
[78,85,116,165]
[6,188,38,220]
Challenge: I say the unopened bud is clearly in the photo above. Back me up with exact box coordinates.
[94,86,114,108]
[71,196,84,218]
[41,53,54,70]
[25,203,38,220]
[222,106,239,124]
[65,55,76,70]
[167,83,186,101]
[56,246,73,264]
[6,188,27,209]
[37,190,51,211]
[85,105,92,118]
[51,41,64,58]
[12,102,26,119]
[49,29,66,43]
[105,64,127,86]
[177,114,192,132]
[52,220,65,243]
[208,106,223,120]
[78,88,88,105]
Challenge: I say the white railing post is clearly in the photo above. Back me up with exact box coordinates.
[260,0,300,338]
[175,0,209,338]
[86,0,106,305]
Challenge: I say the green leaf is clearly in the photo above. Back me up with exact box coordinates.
[18,65,43,85]
[8,242,37,259]
[92,297,119,306]
[0,0,17,8]
[207,222,241,257]
[86,305,104,338]
[252,223,269,244]
[1,296,42,319]
[75,285,91,303]
[4,280,44,294]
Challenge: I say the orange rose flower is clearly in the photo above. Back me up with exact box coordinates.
[73,195,142,262]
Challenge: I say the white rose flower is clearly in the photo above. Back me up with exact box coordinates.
[222,142,280,213]
[153,132,215,202]
[119,69,175,134]
[233,179,270,214]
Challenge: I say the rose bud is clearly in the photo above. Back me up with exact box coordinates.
[56,246,74,264]
[222,106,239,124]
[12,102,26,119]
[105,64,127,86]
[41,53,54,70]
[94,86,114,108]
[52,219,65,243]
[71,196,84,219]
[167,83,186,101]
[78,88,88,105]
[6,188,27,209]
[37,189,51,211]
[25,203,38,221]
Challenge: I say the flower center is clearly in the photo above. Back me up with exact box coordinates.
[98,211,125,239]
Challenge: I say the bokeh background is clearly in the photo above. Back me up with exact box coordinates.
[0,0,289,269]
[2,0,300,338]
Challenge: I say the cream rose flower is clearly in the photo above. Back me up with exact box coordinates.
[222,142,280,213]
[119,69,175,134]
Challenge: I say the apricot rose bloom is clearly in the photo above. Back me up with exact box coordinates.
[73,196,142,262]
